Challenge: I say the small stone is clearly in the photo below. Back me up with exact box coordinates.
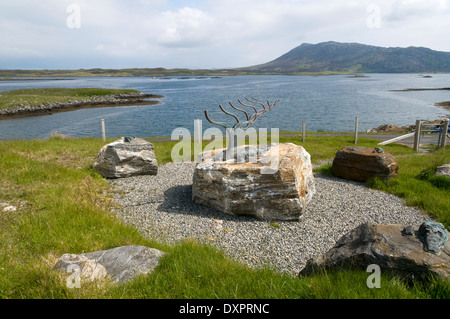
[0,203,17,212]
[402,225,414,236]
[435,164,450,178]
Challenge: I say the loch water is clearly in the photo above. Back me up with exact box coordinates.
[0,74,449,140]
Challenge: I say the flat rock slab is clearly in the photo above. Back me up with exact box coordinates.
[93,137,158,179]
[332,146,398,182]
[192,143,315,221]
[53,245,166,284]
[299,222,450,282]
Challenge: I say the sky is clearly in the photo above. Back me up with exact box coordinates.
[1,0,450,70]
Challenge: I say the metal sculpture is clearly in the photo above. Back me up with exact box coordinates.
[204,98,279,161]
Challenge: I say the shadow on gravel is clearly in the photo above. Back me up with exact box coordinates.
[158,184,263,223]
[313,173,367,186]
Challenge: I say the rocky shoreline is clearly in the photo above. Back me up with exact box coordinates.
[367,123,414,133]
[436,101,450,109]
[0,92,163,119]
[367,118,450,134]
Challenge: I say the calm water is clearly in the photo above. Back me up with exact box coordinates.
[0,74,449,140]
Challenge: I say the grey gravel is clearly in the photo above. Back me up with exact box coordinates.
[109,162,433,276]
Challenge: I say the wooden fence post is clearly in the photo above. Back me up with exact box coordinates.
[302,120,306,143]
[413,120,422,151]
[101,119,106,142]
[354,116,359,144]
[439,119,449,148]
[195,118,202,144]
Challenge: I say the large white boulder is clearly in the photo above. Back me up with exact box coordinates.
[192,143,315,221]
[93,137,158,179]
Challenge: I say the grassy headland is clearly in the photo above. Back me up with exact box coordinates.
[0,134,448,299]
[0,88,163,118]
[0,68,352,78]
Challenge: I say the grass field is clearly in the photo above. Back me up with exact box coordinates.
[0,133,448,299]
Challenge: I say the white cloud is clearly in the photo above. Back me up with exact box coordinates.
[0,0,450,69]
[385,0,448,22]
[153,7,216,48]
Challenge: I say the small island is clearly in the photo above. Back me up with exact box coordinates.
[390,87,450,92]
[0,88,163,119]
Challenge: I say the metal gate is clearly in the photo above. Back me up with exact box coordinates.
[379,119,449,152]
[414,119,449,152]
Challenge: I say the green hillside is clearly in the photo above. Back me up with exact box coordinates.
[239,41,450,74]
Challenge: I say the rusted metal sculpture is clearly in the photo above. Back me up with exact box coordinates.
[204,98,279,161]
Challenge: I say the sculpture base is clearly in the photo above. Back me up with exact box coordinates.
[192,143,315,221]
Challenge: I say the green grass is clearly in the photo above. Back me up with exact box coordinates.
[367,149,450,228]
[0,88,140,111]
[0,134,448,299]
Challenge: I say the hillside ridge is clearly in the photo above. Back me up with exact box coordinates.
[238,41,450,73]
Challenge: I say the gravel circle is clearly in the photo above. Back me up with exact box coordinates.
[109,162,433,276]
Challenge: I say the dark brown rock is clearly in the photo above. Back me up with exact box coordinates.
[332,146,398,182]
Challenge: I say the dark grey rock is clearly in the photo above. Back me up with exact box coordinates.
[299,222,450,282]
[54,245,166,284]
[418,221,449,255]
[82,245,165,283]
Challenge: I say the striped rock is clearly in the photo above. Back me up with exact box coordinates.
[192,143,315,221]
[93,137,158,179]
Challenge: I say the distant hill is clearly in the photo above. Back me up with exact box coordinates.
[2,41,450,76]
[237,41,450,74]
